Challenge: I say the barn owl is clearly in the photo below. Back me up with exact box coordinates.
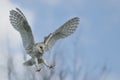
[9,8,79,72]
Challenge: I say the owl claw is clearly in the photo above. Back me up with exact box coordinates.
[36,68,41,72]
[49,65,55,69]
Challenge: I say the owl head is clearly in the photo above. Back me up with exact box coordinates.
[36,42,45,53]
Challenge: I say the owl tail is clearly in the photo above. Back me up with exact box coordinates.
[23,58,43,66]
[23,58,35,66]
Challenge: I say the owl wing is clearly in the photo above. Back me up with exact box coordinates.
[9,8,35,50]
[44,17,79,51]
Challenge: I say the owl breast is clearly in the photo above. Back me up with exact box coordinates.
[27,45,43,58]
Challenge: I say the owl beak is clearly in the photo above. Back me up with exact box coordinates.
[41,49,44,53]
[39,48,44,54]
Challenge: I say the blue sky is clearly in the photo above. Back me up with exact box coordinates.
[0,0,120,79]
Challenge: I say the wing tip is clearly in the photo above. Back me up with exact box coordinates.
[73,17,80,22]
[74,17,80,19]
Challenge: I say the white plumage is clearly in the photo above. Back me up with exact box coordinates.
[9,8,80,71]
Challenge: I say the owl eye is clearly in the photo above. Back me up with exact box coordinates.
[40,46,43,49]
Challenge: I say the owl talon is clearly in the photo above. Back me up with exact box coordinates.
[49,65,55,69]
[36,68,41,72]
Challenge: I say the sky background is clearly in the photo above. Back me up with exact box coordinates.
[0,0,120,80]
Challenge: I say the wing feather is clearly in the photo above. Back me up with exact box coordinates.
[44,17,79,51]
[9,8,34,50]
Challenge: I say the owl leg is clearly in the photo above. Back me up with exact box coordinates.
[42,57,55,69]
[35,58,41,72]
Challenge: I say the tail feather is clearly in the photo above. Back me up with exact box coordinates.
[23,59,35,66]
[23,58,43,66]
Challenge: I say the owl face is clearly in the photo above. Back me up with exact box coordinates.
[36,42,45,53]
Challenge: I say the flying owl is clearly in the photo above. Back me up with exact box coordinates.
[9,8,80,72]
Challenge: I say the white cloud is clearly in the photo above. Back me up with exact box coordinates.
[0,0,14,40]
[0,0,16,80]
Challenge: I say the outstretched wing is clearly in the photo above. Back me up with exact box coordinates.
[44,17,79,51]
[9,8,35,50]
